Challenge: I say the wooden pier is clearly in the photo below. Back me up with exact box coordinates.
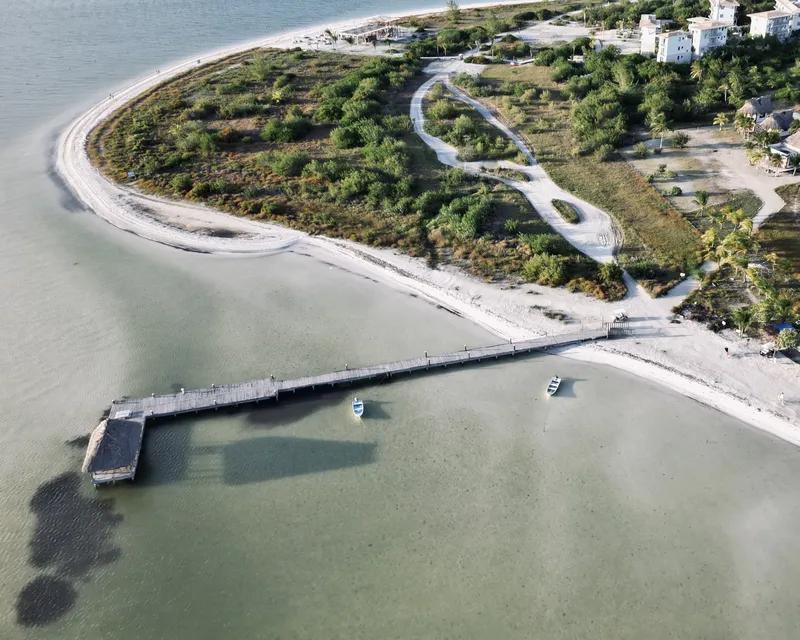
[83,325,624,485]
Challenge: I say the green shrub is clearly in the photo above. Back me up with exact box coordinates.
[330,125,362,149]
[189,181,213,198]
[633,142,648,159]
[262,150,310,177]
[594,144,615,162]
[273,73,293,89]
[170,173,193,193]
[427,99,459,120]
[522,254,568,286]
[599,261,623,283]
[504,219,520,234]
[260,116,312,143]
[521,232,568,254]
[672,131,690,149]
[340,99,381,125]
[667,186,682,196]
[313,98,346,123]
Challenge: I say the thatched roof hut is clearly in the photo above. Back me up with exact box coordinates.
[785,130,800,151]
[758,111,795,132]
[738,96,773,117]
[82,416,145,483]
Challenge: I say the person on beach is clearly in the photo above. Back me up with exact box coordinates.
[724,347,729,357]
[780,392,785,405]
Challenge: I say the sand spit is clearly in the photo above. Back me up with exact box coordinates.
[55,3,800,444]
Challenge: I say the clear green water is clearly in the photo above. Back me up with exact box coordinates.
[2,1,800,638]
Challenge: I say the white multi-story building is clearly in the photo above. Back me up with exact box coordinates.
[656,31,692,63]
[639,14,664,55]
[748,10,793,38]
[689,20,730,56]
[774,0,800,31]
[709,0,739,25]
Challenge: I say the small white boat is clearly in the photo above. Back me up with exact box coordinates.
[352,397,364,418]
[546,376,561,396]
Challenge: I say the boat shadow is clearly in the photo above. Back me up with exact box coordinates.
[555,378,586,398]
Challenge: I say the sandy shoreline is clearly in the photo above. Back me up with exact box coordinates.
[54,2,800,445]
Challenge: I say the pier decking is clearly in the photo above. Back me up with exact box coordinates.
[83,325,625,484]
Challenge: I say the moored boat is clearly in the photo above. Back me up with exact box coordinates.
[546,376,561,396]
[352,397,364,418]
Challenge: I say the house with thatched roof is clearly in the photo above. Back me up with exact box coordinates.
[766,129,800,172]
[738,96,773,119]
[757,110,796,132]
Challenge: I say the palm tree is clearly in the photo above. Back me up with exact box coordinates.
[746,147,765,166]
[725,208,747,232]
[693,189,709,213]
[324,29,338,49]
[790,153,800,176]
[713,113,729,130]
[485,11,500,57]
[700,227,719,258]
[718,81,731,103]
[648,113,669,149]
[739,218,754,236]
[690,61,704,81]
[732,306,756,336]
[734,113,753,136]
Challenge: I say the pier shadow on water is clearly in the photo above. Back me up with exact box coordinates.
[16,472,122,628]
[246,392,393,428]
[222,436,377,485]
[136,395,377,486]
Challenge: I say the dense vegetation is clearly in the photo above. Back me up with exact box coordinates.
[529,36,800,157]
[423,82,524,162]
[473,65,700,295]
[675,191,800,339]
[90,48,624,299]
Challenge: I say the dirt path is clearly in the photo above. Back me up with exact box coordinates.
[412,75,622,265]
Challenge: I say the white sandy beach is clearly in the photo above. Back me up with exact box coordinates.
[55,2,800,447]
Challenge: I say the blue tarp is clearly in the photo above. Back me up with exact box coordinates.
[776,323,796,332]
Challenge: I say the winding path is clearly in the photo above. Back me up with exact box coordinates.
[412,74,621,265]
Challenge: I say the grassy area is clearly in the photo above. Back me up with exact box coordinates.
[423,82,525,163]
[683,190,763,233]
[477,64,701,296]
[759,183,800,279]
[488,166,529,182]
[552,199,579,224]
[90,48,624,299]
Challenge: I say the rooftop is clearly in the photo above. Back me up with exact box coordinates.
[775,0,800,12]
[656,30,690,39]
[689,19,731,30]
[747,10,792,18]
[715,0,740,6]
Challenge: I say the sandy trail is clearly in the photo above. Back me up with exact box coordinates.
[54,12,800,445]
[412,74,620,264]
